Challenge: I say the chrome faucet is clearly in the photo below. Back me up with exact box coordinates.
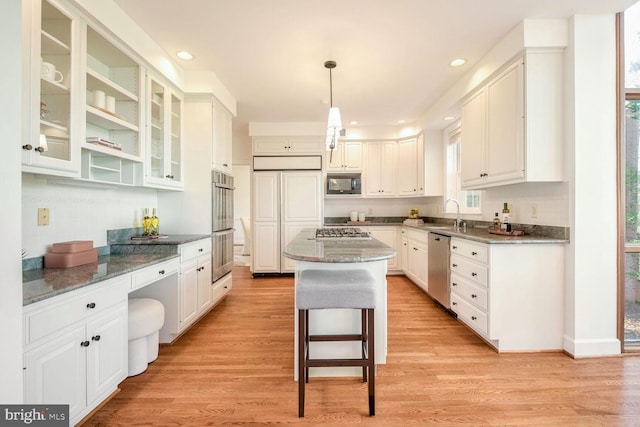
[444,198,461,230]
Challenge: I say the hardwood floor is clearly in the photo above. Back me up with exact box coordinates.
[85,266,640,426]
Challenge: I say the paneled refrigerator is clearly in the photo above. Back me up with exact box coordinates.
[251,168,323,275]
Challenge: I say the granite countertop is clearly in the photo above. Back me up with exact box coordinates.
[110,233,211,252]
[23,253,180,306]
[283,228,396,263]
[324,217,569,244]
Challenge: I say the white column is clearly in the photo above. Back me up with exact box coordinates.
[563,14,620,356]
[0,0,25,402]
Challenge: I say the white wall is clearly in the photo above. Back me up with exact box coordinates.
[233,165,251,243]
[1,0,24,402]
[22,176,157,255]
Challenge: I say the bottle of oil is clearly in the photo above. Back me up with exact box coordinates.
[142,208,151,236]
[493,212,501,230]
[151,208,159,235]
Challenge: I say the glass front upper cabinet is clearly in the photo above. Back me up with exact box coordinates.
[24,0,80,176]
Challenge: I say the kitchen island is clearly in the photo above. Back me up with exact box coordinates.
[283,228,396,378]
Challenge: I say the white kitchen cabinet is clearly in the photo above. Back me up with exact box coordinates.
[212,98,233,173]
[326,140,363,171]
[461,51,564,189]
[144,73,184,190]
[364,141,397,196]
[252,170,323,274]
[178,239,213,331]
[401,227,428,292]
[23,276,129,426]
[212,271,232,303]
[366,226,400,272]
[396,137,422,196]
[449,237,564,351]
[23,0,81,177]
[252,137,323,155]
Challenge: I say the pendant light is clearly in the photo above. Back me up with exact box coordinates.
[325,60,342,161]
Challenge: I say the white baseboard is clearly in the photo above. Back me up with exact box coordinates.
[563,335,621,357]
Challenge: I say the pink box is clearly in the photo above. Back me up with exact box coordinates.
[44,249,98,268]
[51,240,94,253]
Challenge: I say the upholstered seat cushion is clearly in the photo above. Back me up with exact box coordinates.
[296,269,376,310]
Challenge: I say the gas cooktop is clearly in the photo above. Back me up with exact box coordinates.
[315,227,372,240]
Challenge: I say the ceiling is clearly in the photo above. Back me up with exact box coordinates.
[113,0,637,132]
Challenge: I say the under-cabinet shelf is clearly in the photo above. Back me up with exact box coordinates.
[41,30,70,54]
[81,148,141,186]
[86,68,138,102]
[86,105,138,132]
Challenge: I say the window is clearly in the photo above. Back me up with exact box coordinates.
[620,2,640,350]
[445,122,481,214]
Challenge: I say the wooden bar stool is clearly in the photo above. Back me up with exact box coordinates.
[296,269,377,417]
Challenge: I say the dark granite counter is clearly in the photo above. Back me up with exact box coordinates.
[23,253,179,305]
[109,233,211,254]
[404,224,568,244]
[283,228,396,263]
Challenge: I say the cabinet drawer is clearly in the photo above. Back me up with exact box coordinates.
[450,239,488,263]
[131,258,180,291]
[451,273,488,310]
[450,255,488,287]
[180,239,212,262]
[213,274,232,302]
[24,276,129,345]
[405,228,429,244]
[451,293,488,336]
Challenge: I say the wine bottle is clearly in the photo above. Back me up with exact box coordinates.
[501,203,510,231]
[493,212,501,230]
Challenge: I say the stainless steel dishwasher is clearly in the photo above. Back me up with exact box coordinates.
[427,232,451,310]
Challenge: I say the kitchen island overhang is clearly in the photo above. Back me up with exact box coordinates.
[284,228,396,379]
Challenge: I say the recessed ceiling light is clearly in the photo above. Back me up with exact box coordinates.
[449,58,466,67]
[176,51,194,61]
[397,120,406,124]
[350,121,358,125]
[443,116,456,121]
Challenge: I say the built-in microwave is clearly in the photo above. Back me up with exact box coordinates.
[326,173,361,195]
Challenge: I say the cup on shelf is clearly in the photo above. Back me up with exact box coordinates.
[350,211,358,222]
[105,95,116,113]
[41,61,63,83]
[92,90,106,109]
[358,212,366,222]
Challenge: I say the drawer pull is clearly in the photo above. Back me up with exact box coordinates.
[86,302,96,309]
[224,285,228,289]
[471,294,477,299]
[452,263,457,267]
[80,340,90,347]
[452,301,457,306]
[452,245,457,249]
[471,316,477,321]
[471,251,477,256]
[92,335,101,341]
[159,270,165,275]
[452,282,457,287]
[413,247,418,251]
[198,248,204,252]
[435,237,440,242]
[471,272,477,277]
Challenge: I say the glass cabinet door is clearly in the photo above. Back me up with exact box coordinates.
[25,0,80,175]
[149,78,166,179]
[170,93,182,182]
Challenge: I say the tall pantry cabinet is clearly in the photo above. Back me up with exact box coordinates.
[252,171,323,274]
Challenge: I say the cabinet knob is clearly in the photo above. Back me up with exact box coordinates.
[223,163,228,167]
[471,316,477,321]
[435,237,440,241]
[452,263,457,267]
[471,251,477,256]
[224,285,228,289]
[159,270,165,275]
[92,335,101,341]
[35,146,45,153]
[471,294,477,299]
[22,144,33,151]
[452,282,457,287]
[198,248,204,252]
[452,245,457,249]
[86,302,96,309]
[80,340,90,347]
[413,247,418,251]
[471,272,477,277]
[452,301,457,306]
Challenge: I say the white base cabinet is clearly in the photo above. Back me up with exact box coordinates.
[450,237,564,351]
[365,226,400,272]
[401,227,428,292]
[23,276,130,426]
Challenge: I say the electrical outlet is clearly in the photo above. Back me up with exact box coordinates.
[367,207,373,215]
[530,203,538,219]
[38,208,50,226]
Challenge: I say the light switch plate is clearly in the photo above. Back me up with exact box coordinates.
[38,208,49,226]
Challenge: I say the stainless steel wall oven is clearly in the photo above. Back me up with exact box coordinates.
[212,171,234,282]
